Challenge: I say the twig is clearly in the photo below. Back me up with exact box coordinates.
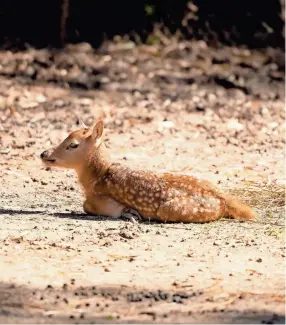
[60,0,69,46]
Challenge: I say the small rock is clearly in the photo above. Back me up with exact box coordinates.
[36,95,47,103]
[119,231,134,239]
[226,119,244,131]
[196,103,205,111]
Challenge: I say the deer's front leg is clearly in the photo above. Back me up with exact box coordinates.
[83,200,95,215]
[83,195,125,218]
[121,207,143,223]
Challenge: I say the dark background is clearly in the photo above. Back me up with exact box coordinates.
[0,0,284,49]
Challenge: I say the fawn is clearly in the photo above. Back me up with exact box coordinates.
[40,119,256,223]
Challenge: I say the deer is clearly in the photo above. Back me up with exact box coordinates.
[40,119,256,223]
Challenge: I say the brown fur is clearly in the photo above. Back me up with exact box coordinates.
[40,120,256,223]
[221,194,256,221]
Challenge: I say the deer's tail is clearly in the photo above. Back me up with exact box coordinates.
[221,194,256,221]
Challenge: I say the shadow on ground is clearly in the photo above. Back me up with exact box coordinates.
[0,282,284,324]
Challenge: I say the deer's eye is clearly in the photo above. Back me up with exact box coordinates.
[69,143,79,149]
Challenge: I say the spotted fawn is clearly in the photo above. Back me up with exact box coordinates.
[40,119,256,223]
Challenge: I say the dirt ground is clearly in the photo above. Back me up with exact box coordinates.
[0,41,285,323]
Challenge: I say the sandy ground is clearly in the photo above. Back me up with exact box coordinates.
[0,42,285,323]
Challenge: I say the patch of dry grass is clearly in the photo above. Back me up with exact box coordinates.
[228,182,285,230]
[229,182,285,209]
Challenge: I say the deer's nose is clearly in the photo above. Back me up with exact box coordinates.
[40,151,49,159]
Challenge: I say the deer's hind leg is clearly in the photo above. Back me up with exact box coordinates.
[156,195,223,223]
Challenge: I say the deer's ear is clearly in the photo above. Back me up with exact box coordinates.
[91,120,104,143]
[76,118,88,129]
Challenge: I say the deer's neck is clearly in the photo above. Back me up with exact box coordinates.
[76,143,112,195]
